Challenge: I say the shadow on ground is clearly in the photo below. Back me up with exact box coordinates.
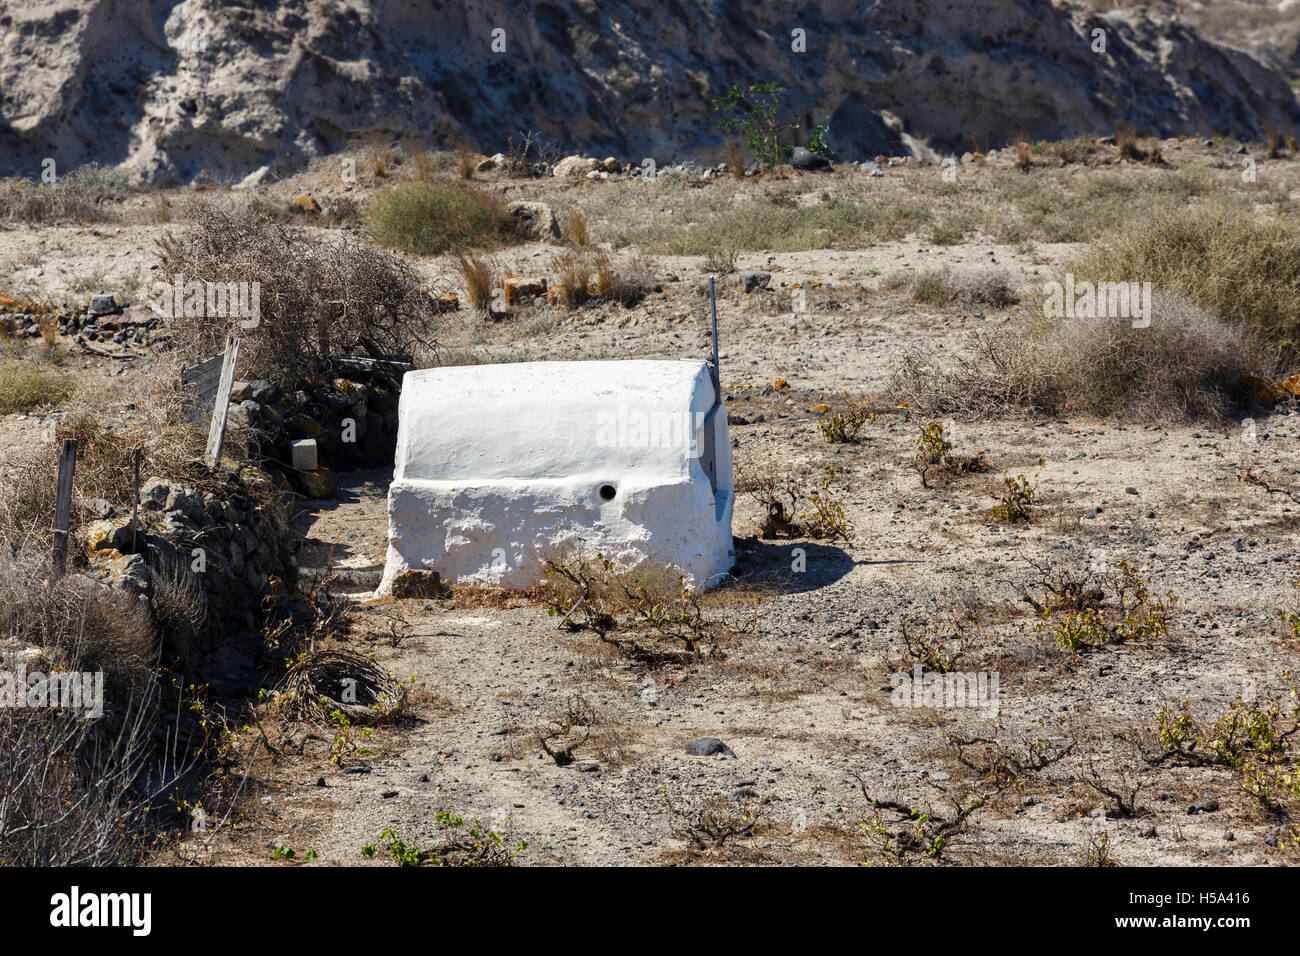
[728,535,907,595]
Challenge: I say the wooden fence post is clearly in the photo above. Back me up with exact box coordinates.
[51,438,77,580]
[130,444,143,553]
[203,336,241,468]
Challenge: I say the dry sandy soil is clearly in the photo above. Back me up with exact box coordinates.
[3,140,1299,866]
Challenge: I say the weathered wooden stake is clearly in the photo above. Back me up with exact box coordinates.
[203,336,241,468]
[130,444,143,553]
[51,438,77,580]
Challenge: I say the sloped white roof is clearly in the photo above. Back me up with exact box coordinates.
[395,359,717,482]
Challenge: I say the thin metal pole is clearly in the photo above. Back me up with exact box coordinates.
[708,275,720,395]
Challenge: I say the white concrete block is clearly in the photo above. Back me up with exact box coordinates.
[291,438,318,472]
[377,359,734,593]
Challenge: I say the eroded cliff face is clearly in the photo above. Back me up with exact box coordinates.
[2,0,1296,186]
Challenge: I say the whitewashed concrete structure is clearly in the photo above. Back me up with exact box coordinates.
[377,359,734,593]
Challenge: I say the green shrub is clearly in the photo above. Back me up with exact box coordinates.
[0,364,73,413]
[367,183,518,255]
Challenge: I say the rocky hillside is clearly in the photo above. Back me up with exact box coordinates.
[1,0,1297,186]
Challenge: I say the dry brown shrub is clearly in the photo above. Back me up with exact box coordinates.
[156,206,439,386]
[1116,124,1144,161]
[1264,124,1283,159]
[552,248,593,309]
[1071,202,1300,368]
[890,293,1258,421]
[0,164,130,224]
[457,253,500,313]
[0,548,155,695]
[453,139,477,180]
[566,209,589,247]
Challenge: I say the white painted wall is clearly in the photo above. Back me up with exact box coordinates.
[377,359,734,593]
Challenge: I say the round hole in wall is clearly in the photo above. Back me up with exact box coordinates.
[598,484,617,501]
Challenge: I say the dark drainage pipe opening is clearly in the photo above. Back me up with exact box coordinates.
[598,484,617,501]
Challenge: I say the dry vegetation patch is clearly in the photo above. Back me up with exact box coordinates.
[156,206,439,384]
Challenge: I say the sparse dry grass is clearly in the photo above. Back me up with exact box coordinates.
[457,253,500,313]
[0,164,131,224]
[907,268,1020,309]
[891,292,1258,421]
[0,362,74,414]
[1070,202,1300,369]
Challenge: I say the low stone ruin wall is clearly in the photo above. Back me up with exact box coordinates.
[226,355,406,498]
[81,462,296,688]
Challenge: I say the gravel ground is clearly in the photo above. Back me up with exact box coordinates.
[209,319,1300,867]
[4,155,1297,867]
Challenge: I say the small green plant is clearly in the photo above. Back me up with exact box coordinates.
[911,421,987,487]
[1139,693,1293,769]
[989,470,1038,523]
[713,82,790,167]
[807,121,832,158]
[1080,830,1117,866]
[1113,562,1176,643]
[854,774,986,863]
[1044,607,1108,651]
[1240,761,1299,816]
[1034,560,1177,650]
[803,466,853,540]
[859,814,901,867]
[270,846,317,863]
[1156,702,1198,756]
[712,82,830,167]
[817,399,874,443]
[327,706,373,766]
[365,815,527,867]
[543,555,754,664]
[900,610,980,674]
[1281,580,1300,642]
[736,463,853,540]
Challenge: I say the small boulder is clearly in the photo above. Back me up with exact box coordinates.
[739,270,771,293]
[248,380,281,404]
[392,569,442,599]
[88,293,121,317]
[553,156,600,180]
[291,439,318,472]
[684,737,735,758]
[507,201,561,241]
[295,466,338,500]
[504,276,548,306]
[790,147,831,171]
[84,519,133,554]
